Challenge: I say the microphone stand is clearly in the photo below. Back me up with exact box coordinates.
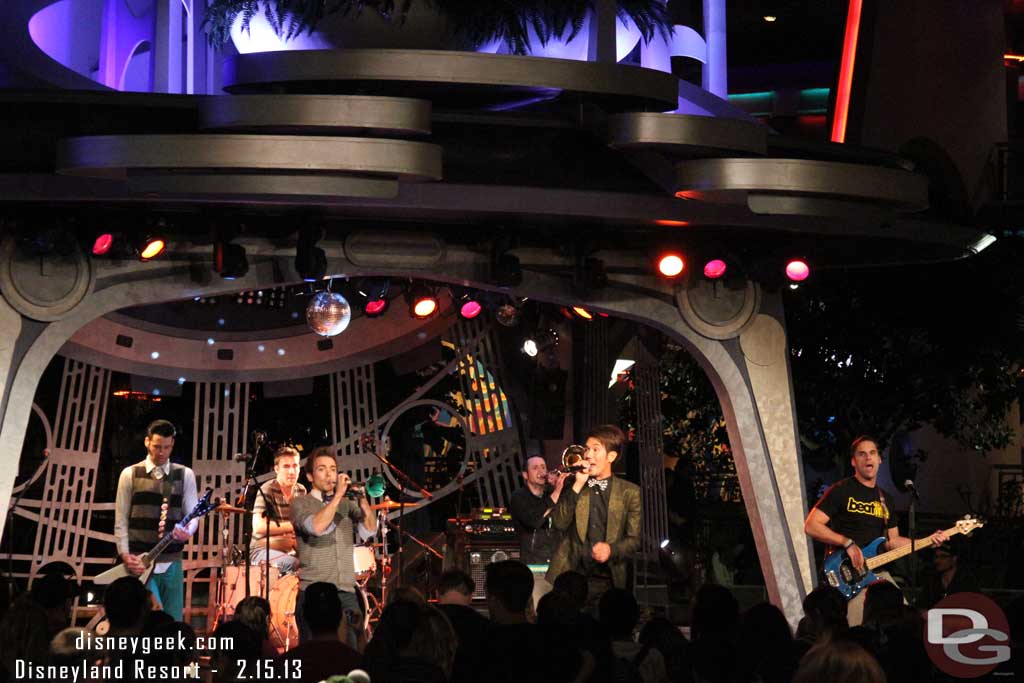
[240,434,270,598]
[369,449,431,585]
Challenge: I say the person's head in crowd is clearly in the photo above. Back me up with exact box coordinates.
[793,638,886,683]
[932,539,963,578]
[304,582,344,639]
[387,584,427,607]
[640,617,693,683]
[30,571,76,636]
[552,571,588,612]
[145,622,197,672]
[234,596,272,640]
[598,588,640,640]
[0,595,50,676]
[690,583,739,641]
[401,606,458,679]
[437,569,475,607]
[211,620,262,683]
[741,602,792,644]
[800,585,848,642]
[374,600,422,652]
[103,576,152,633]
[142,610,175,635]
[484,560,534,624]
[50,627,105,677]
[536,590,579,627]
[862,581,904,626]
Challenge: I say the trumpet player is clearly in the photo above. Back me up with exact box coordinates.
[546,425,642,610]
[289,446,376,647]
[510,455,570,566]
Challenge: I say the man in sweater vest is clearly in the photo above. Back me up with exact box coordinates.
[114,420,199,620]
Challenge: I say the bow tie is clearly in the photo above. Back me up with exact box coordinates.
[587,478,609,492]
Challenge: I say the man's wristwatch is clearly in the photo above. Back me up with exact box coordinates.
[843,538,855,549]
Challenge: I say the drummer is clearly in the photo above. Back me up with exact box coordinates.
[251,446,306,574]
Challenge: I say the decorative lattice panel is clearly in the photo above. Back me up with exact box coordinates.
[634,340,669,556]
[578,319,612,434]
[453,318,522,508]
[185,381,250,629]
[5,359,114,624]
[330,365,386,484]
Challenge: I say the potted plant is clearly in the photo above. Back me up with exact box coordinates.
[204,0,672,57]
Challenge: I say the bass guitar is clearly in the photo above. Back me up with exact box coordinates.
[822,514,984,600]
[96,488,217,586]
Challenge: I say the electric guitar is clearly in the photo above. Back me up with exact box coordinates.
[96,488,217,586]
[822,514,984,600]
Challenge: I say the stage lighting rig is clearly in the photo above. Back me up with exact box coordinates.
[522,329,559,357]
[785,259,811,282]
[656,252,686,279]
[452,287,484,320]
[358,278,390,317]
[136,234,166,261]
[407,284,438,318]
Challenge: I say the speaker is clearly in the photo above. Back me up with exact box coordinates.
[465,545,520,601]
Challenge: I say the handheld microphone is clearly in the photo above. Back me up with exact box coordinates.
[904,479,920,500]
[234,453,253,462]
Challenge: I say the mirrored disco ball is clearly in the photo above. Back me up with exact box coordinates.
[495,303,520,327]
[306,291,351,337]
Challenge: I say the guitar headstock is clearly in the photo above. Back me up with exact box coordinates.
[187,488,217,522]
[955,514,985,536]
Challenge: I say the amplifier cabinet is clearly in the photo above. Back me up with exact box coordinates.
[465,545,521,601]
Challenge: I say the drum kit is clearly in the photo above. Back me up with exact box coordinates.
[210,497,406,653]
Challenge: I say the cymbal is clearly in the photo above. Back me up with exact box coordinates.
[217,504,249,515]
[371,500,404,511]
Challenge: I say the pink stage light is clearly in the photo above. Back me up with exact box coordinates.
[92,233,114,256]
[364,299,388,317]
[703,259,727,279]
[459,300,482,319]
[785,260,811,282]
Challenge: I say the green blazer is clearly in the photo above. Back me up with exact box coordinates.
[545,476,642,589]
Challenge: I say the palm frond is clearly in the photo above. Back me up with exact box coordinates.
[201,0,672,53]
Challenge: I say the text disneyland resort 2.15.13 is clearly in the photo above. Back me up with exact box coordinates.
[9,631,306,681]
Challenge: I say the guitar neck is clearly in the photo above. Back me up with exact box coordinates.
[865,525,962,570]
[142,516,193,565]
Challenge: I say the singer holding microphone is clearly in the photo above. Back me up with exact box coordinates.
[804,435,948,626]
[546,425,641,611]
[289,446,376,648]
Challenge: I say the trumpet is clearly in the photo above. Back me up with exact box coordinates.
[550,444,588,475]
[342,473,388,500]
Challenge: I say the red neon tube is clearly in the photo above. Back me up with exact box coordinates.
[831,0,863,143]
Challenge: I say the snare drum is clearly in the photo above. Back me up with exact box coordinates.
[353,545,377,582]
